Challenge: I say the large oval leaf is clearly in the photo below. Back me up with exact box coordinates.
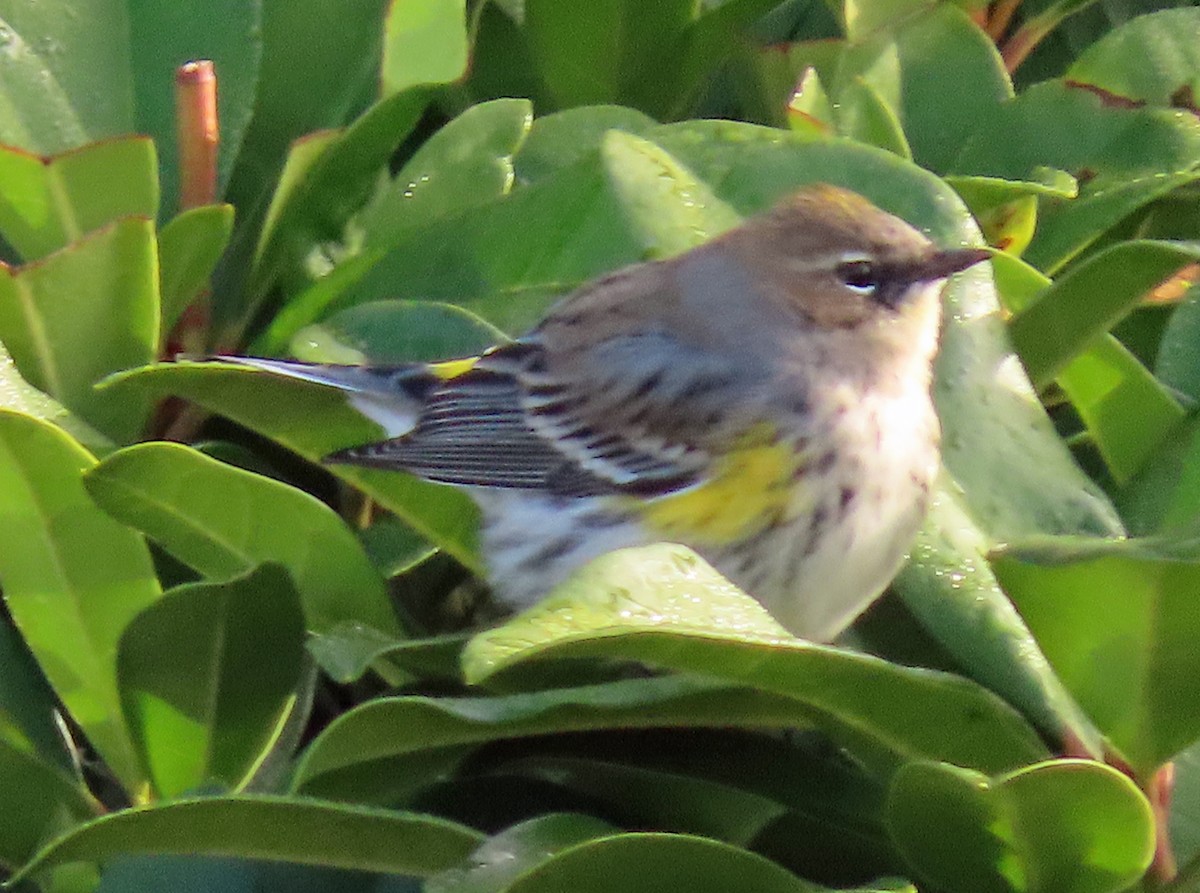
[0,410,159,792]
[464,544,1048,777]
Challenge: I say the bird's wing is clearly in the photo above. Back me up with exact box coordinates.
[326,335,724,497]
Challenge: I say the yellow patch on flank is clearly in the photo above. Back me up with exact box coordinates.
[427,357,480,380]
[636,431,806,545]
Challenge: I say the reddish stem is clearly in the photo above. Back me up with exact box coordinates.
[986,0,1022,40]
[1148,763,1178,884]
[175,61,219,210]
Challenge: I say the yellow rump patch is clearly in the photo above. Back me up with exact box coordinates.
[427,356,481,380]
[636,431,806,545]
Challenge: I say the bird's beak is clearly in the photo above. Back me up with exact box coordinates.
[910,247,992,282]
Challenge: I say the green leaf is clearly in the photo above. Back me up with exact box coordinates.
[598,131,743,257]
[83,441,399,635]
[359,99,532,251]
[1156,282,1200,404]
[886,759,1153,893]
[463,545,1048,777]
[1065,7,1200,109]
[305,626,465,686]
[240,89,431,327]
[381,0,469,96]
[427,814,618,893]
[1056,335,1185,484]
[0,610,76,774]
[118,564,306,799]
[158,204,234,336]
[836,5,1011,172]
[833,77,911,159]
[0,138,158,261]
[9,795,485,884]
[524,0,694,112]
[993,251,1185,484]
[0,739,97,871]
[0,2,261,218]
[240,3,470,327]
[0,410,159,792]
[0,337,110,452]
[102,362,481,569]
[291,300,506,366]
[893,482,1103,756]
[222,0,386,221]
[0,217,159,441]
[953,80,1200,272]
[462,832,816,893]
[513,105,658,183]
[293,675,859,800]
[993,535,1200,774]
[1011,240,1200,388]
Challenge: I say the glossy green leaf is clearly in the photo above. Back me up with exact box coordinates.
[381,0,468,96]
[992,251,1184,484]
[292,300,505,367]
[893,482,1102,755]
[993,535,1200,774]
[358,514,437,578]
[158,204,234,336]
[946,172,1077,255]
[242,2,471,325]
[222,0,386,221]
[0,740,96,871]
[306,626,465,685]
[477,832,815,893]
[0,2,260,217]
[886,759,1153,893]
[524,0,694,112]
[360,99,532,251]
[1065,8,1200,108]
[0,217,159,441]
[293,675,852,800]
[1118,416,1200,536]
[833,77,911,159]
[0,338,110,452]
[787,67,834,137]
[10,795,485,884]
[513,105,658,183]
[241,87,431,326]
[1057,335,1185,484]
[0,138,158,261]
[84,441,399,635]
[118,564,306,799]
[463,545,1048,777]
[0,410,159,792]
[1011,240,1200,388]
[103,362,481,569]
[836,5,1011,172]
[953,80,1200,272]
[0,609,76,773]
[504,756,801,848]
[427,814,618,893]
[1156,283,1200,404]
[598,132,742,257]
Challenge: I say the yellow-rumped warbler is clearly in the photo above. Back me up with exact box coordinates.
[228,186,988,641]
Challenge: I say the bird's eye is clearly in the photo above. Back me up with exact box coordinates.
[836,260,879,296]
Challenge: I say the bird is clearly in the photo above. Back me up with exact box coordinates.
[223,185,989,642]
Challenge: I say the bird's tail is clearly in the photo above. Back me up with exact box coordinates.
[206,355,464,437]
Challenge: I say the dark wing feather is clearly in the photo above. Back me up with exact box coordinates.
[325,341,702,496]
